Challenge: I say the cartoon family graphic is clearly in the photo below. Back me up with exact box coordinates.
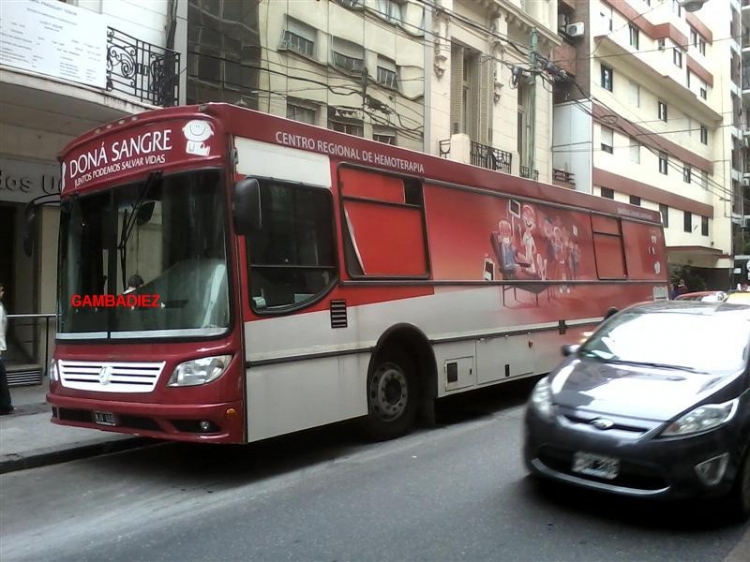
[490,201,582,292]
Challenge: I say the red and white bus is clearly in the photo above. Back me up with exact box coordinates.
[46,103,668,443]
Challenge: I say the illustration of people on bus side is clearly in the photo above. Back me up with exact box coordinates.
[492,220,541,280]
[488,199,587,292]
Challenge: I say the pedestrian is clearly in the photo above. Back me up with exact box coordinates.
[0,281,14,415]
[677,279,689,295]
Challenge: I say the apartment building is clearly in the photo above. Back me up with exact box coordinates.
[430,0,561,183]
[552,0,734,289]
[187,0,426,151]
[0,0,185,382]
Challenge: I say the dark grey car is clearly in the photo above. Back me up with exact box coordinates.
[523,301,750,520]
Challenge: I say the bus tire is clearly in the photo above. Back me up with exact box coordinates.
[361,347,419,441]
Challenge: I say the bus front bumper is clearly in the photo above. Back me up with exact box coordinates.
[47,393,246,444]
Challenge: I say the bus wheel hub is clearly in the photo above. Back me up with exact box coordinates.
[371,363,408,421]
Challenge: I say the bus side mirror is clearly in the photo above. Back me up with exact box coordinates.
[23,205,37,257]
[233,178,262,235]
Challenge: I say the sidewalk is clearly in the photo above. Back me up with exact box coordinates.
[0,379,151,474]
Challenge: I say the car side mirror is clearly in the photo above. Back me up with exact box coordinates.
[233,177,262,235]
[561,344,580,357]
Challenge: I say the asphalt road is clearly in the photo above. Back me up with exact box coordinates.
[1,380,748,562]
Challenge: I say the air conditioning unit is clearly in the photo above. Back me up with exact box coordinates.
[566,22,585,38]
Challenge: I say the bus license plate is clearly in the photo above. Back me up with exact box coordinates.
[93,411,118,426]
[572,452,619,480]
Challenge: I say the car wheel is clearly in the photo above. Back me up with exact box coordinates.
[727,446,750,522]
[360,347,419,441]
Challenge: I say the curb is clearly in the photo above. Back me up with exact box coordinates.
[0,437,161,475]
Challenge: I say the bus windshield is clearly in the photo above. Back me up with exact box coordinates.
[58,169,230,339]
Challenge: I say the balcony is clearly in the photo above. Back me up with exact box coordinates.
[553,169,576,189]
[520,166,539,180]
[439,138,512,174]
[107,27,181,107]
[470,142,512,173]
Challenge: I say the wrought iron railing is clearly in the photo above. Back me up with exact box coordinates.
[107,27,181,107]
[438,139,451,158]
[520,166,539,180]
[470,141,512,173]
[553,169,575,184]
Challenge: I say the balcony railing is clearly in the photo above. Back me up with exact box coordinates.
[520,166,539,180]
[744,67,750,91]
[107,27,181,107]
[470,142,512,173]
[553,169,575,184]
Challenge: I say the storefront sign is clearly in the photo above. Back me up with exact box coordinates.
[0,0,107,88]
[0,157,60,204]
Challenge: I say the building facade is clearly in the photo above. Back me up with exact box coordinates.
[552,0,734,289]
[0,0,184,382]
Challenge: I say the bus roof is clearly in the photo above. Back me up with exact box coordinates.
[59,103,661,225]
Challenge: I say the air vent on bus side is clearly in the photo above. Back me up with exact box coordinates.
[330,300,348,329]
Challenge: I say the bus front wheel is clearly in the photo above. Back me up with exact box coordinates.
[361,348,419,441]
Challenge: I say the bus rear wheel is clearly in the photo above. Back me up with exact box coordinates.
[361,349,419,441]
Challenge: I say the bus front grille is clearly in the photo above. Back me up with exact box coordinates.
[58,360,166,393]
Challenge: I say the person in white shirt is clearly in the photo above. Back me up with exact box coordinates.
[0,281,13,415]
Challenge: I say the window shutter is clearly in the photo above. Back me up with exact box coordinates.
[450,43,464,134]
[479,57,493,145]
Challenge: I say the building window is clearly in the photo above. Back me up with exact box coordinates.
[629,195,641,206]
[673,48,683,68]
[601,187,614,199]
[698,38,705,56]
[601,64,613,91]
[683,211,692,233]
[629,25,640,49]
[700,125,708,144]
[600,7,613,32]
[700,84,707,100]
[672,0,682,17]
[659,152,669,174]
[601,127,614,154]
[630,140,640,163]
[376,56,398,89]
[686,70,691,88]
[683,164,691,183]
[659,204,669,228]
[658,38,665,50]
[377,0,404,24]
[282,18,317,58]
[628,80,640,106]
[701,216,709,236]
[338,0,362,8]
[658,100,668,122]
[700,171,708,190]
[690,28,697,46]
[329,119,363,136]
[287,102,316,124]
[373,129,397,145]
[331,37,365,74]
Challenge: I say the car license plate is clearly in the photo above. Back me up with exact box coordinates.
[572,451,619,480]
[92,411,118,426]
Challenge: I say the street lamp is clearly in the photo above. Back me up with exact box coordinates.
[679,0,708,12]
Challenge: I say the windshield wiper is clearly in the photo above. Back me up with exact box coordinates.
[595,357,706,373]
[117,170,162,288]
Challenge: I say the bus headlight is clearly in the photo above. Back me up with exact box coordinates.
[167,355,232,387]
[49,360,59,382]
